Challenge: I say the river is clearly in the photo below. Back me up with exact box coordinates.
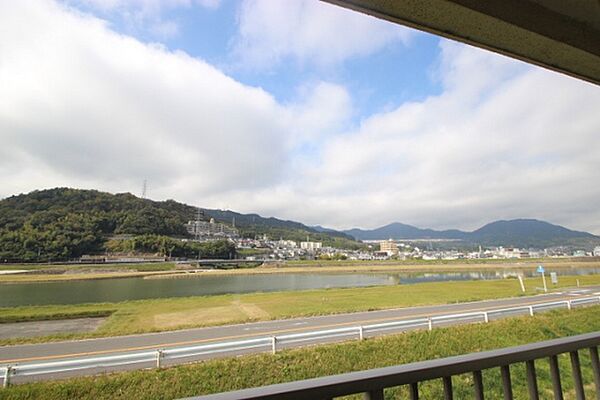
[1,268,599,307]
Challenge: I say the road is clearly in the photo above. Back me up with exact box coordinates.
[1,286,599,383]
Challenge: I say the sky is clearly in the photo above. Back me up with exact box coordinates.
[1,0,599,234]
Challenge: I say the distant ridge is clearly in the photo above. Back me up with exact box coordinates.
[344,219,599,248]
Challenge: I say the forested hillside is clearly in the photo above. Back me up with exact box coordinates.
[0,188,207,261]
[0,188,359,262]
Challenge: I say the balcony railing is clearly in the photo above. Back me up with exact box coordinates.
[185,331,600,400]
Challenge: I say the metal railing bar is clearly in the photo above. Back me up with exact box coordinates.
[276,332,357,345]
[572,297,600,304]
[501,365,513,400]
[277,327,358,341]
[473,370,484,400]
[409,382,419,400]
[166,338,271,355]
[362,318,429,330]
[570,351,585,400]
[366,323,428,334]
[16,357,156,376]
[590,347,600,398]
[526,360,540,400]
[431,311,485,321]
[486,306,530,315]
[443,376,453,400]
[14,351,155,371]
[548,354,564,400]
[166,343,271,360]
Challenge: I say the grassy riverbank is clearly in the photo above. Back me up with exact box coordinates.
[2,306,599,399]
[2,274,600,345]
[0,262,176,271]
[2,259,599,283]
[0,262,179,283]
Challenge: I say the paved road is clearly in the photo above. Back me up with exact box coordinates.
[1,286,599,383]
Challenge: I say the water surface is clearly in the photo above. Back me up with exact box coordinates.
[1,268,598,307]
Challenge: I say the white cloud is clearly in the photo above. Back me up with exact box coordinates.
[64,0,221,39]
[266,42,600,233]
[69,0,220,13]
[232,0,414,69]
[0,0,287,198]
[1,1,599,236]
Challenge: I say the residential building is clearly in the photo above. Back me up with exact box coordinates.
[186,218,238,238]
[380,239,399,256]
[300,241,322,251]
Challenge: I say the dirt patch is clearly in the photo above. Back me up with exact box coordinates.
[0,317,106,339]
[153,306,247,329]
[232,300,270,319]
[152,301,270,329]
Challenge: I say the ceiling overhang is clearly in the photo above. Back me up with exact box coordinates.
[323,0,600,85]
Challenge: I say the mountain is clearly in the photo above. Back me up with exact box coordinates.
[344,219,599,248]
[345,222,468,241]
[0,188,361,262]
[311,225,354,238]
[470,219,597,248]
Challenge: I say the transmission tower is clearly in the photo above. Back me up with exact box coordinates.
[141,179,147,199]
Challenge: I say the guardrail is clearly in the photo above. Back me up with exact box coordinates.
[2,295,600,387]
[186,331,600,400]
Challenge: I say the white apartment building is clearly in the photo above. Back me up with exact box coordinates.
[300,241,322,251]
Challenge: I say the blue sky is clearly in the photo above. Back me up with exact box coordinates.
[1,0,600,233]
[71,0,443,120]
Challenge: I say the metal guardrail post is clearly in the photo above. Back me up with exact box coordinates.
[483,312,489,323]
[526,360,540,400]
[409,382,419,400]
[358,326,364,341]
[529,306,535,316]
[156,349,164,369]
[590,347,600,395]
[442,376,453,400]
[500,365,513,400]
[428,317,433,331]
[364,389,384,400]
[2,366,12,388]
[271,337,277,355]
[548,355,563,400]
[569,351,585,400]
[473,370,484,400]
[567,301,572,310]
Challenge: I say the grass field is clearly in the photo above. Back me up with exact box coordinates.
[2,274,600,346]
[1,305,599,399]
